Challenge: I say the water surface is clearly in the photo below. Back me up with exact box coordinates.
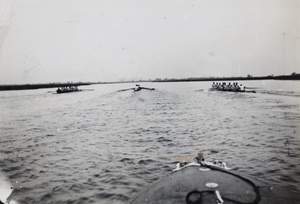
[0,80,299,203]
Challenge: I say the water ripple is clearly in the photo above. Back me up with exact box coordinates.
[0,82,299,203]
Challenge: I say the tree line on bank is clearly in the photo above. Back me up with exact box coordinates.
[0,72,299,91]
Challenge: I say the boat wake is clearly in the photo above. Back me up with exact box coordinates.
[260,90,300,97]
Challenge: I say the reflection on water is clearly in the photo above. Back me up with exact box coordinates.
[0,81,300,203]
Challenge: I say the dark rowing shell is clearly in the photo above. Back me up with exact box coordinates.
[56,89,82,94]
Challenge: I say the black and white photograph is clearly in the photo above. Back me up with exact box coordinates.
[0,0,299,203]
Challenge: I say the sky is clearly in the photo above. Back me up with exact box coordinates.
[0,0,299,84]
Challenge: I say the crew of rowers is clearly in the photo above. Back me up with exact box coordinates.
[57,86,79,92]
[212,82,245,91]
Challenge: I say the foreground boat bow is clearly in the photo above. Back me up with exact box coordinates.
[129,154,299,204]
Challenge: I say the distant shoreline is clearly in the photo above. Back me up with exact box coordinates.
[153,74,300,83]
[0,74,299,91]
[0,82,92,91]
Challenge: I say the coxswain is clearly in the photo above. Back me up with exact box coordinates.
[240,84,244,91]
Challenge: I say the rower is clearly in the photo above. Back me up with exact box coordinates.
[227,82,232,90]
[237,82,241,90]
[134,84,142,91]
[212,82,216,88]
[233,82,239,91]
[222,82,226,90]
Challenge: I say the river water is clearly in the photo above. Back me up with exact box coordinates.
[0,80,299,204]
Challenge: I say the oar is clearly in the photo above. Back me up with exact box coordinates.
[117,88,135,92]
[140,87,155,90]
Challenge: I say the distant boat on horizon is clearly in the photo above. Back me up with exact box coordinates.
[56,86,82,94]
[117,84,155,92]
[210,82,256,93]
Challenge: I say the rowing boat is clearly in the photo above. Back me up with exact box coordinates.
[117,84,155,92]
[56,86,82,94]
[56,89,82,94]
[209,88,256,93]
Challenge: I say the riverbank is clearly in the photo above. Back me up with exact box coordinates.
[0,82,92,91]
[153,73,300,82]
[1,73,299,91]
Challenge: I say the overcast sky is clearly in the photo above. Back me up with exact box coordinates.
[0,0,299,84]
